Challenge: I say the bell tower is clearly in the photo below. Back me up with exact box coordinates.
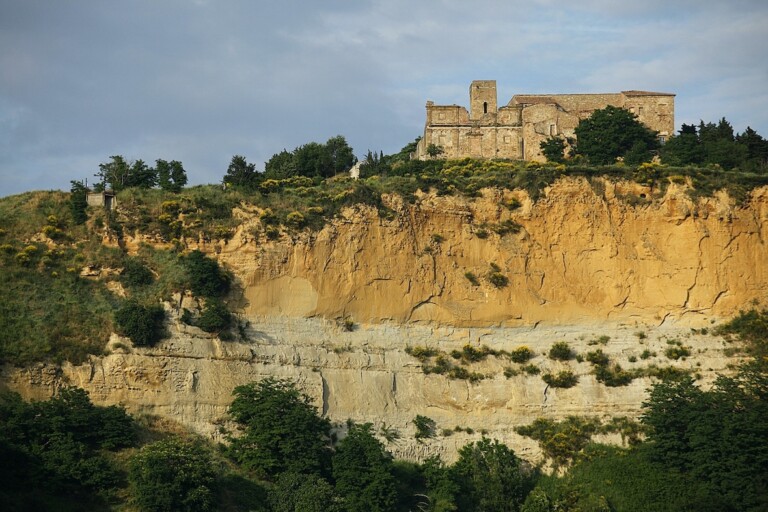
[469,80,497,120]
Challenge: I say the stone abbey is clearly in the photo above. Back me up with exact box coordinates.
[414,80,674,161]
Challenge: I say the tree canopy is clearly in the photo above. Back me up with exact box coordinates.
[264,135,356,180]
[332,423,398,512]
[156,159,188,192]
[129,438,218,512]
[574,106,659,165]
[662,119,768,171]
[224,155,260,189]
[451,437,534,512]
[227,378,332,478]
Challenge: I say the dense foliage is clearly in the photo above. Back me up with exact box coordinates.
[573,106,660,165]
[227,378,332,478]
[452,437,535,512]
[262,135,356,181]
[113,299,166,346]
[94,155,188,192]
[129,438,219,512]
[332,423,399,512]
[662,120,768,172]
[0,388,135,510]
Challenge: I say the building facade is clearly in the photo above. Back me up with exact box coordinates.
[414,80,675,161]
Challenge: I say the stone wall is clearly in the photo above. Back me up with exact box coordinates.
[415,81,675,161]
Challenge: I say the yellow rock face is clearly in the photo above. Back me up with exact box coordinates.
[220,177,768,327]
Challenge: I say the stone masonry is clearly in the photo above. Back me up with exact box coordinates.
[414,80,675,161]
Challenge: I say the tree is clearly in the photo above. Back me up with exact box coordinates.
[0,387,135,499]
[736,127,768,172]
[698,118,747,169]
[95,155,157,191]
[661,123,704,166]
[196,298,232,334]
[129,438,218,512]
[325,135,356,175]
[269,471,342,512]
[574,106,659,165]
[223,155,259,189]
[114,299,166,346]
[421,455,460,512]
[540,136,568,163]
[426,143,445,159]
[264,149,297,179]
[69,180,89,225]
[451,437,533,512]
[95,155,130,191]
[332,423,399,512]
[182,250,230,298]
[156,159,188,192]
[294,142,334,178]
[227,378,331,478]
[642,365,768,511]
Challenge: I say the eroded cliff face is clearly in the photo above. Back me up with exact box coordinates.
[2,177,766,461]
[223,177,768,326]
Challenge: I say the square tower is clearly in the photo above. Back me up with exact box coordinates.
[470,80,497,120]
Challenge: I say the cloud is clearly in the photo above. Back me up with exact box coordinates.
[1,1,767,196]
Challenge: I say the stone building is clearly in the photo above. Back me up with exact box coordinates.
[86,190,117,210]
[414,80,674,161]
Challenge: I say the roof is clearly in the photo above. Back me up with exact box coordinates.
[510,95,559,105]
[621,90,676,97]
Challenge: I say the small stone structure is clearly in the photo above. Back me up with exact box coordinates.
[86,190,117,210]
[414,80,675,161]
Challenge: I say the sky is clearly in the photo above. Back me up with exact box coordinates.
[1,0,767,197]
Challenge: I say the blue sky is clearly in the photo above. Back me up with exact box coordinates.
[1,0,767,196]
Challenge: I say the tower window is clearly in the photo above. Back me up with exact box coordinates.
[483,102,488,114]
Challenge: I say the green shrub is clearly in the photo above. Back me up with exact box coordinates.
[197,298,233,334]
[450,344,497,363]
[405,346,440,361]
[464,271,480,286]
[413,415,436,440]
[594,363,636,387]
[487,271,509,288]
[542,370,578,388]
[492,219,522,236]
[516,416,600,467]
[120,257,154,288]
[522,364,541,375]
[114,300,166,346]
[549,341,575,361]
[129,438,218,512]
[510,346,535,364]
[182,250,230,297]
[664,345,691,360]
[586,349,610,367]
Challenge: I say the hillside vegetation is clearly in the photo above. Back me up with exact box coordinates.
[2,158,768,366]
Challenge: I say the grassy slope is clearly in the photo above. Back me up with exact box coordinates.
[1,161,767,366]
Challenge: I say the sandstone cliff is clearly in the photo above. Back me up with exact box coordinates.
[3,177,766,461]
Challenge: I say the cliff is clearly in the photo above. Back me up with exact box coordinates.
[223,177,767,326]
[3,177,766,461]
